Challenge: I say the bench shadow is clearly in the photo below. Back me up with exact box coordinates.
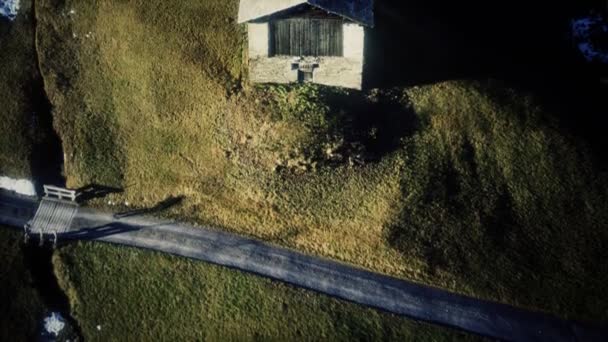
[113,196,185,219]
[76,184,124,203]
[60,222,140,241]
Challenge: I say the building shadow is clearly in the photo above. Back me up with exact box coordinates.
[113,196,185,219]
[362,0,608,163]
[364,0,601,88]
[321,89,419,162]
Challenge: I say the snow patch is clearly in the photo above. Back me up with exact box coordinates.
[44,312,66,337]
[0,176,36,196]
[0,0,20,21]
[571,15,608,63]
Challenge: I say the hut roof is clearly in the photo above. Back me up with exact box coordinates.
[238,0,374,27]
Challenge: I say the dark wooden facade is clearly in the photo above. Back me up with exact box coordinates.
[269,18,344,57]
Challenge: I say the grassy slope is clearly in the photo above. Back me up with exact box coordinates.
[35,0,608,323]
[395,83,608,320]
[35,0,408,285]
[54,242,480,341]
[0,0,36,177]
[0,228,46,341]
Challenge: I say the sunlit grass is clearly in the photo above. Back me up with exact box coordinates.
[35,0,608,323]
[392,82,608,320]
[53,241,481,341]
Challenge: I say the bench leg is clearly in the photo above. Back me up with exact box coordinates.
[23,224,30,244]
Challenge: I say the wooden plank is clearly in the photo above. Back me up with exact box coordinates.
[44,185,77,202]
[29,198,79,235]
[37,201,55,233]
[270,18,343,57]
[45,201,60,234]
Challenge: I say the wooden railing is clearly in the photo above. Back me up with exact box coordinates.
[43,185,78,202]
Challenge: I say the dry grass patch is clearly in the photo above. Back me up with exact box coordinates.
[36,0,408,276]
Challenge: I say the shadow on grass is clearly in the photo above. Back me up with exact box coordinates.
[61,222,141,241]
[22,244,82,340]
[365,0,602,88]
[77,183,124,203]
[365,0,608,163]
[322,89,419,162]
[386,182,524,277]
[20,1,67,193]
[28,81,66,194]
[113,196,185,219]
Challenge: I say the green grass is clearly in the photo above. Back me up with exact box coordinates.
[392,82,608,321]
[0,228,46,341]
[0,0,37,178]
[54,241,480,341]
[34,0,608,324]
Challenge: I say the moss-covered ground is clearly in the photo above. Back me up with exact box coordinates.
[30,0,608,324]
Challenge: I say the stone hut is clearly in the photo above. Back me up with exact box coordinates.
[238,0,374,90]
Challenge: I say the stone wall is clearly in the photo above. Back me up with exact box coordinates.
[247,22,365,89]
[248,23,269,58]
[249,56,299,84]
[312,57,363,89]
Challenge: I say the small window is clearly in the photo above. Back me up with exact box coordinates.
[298,70,314,82]
[270,19,343,57]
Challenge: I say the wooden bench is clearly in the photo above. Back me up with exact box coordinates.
[43,185,78,202]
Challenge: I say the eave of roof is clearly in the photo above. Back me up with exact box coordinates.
[238,0,374,27]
